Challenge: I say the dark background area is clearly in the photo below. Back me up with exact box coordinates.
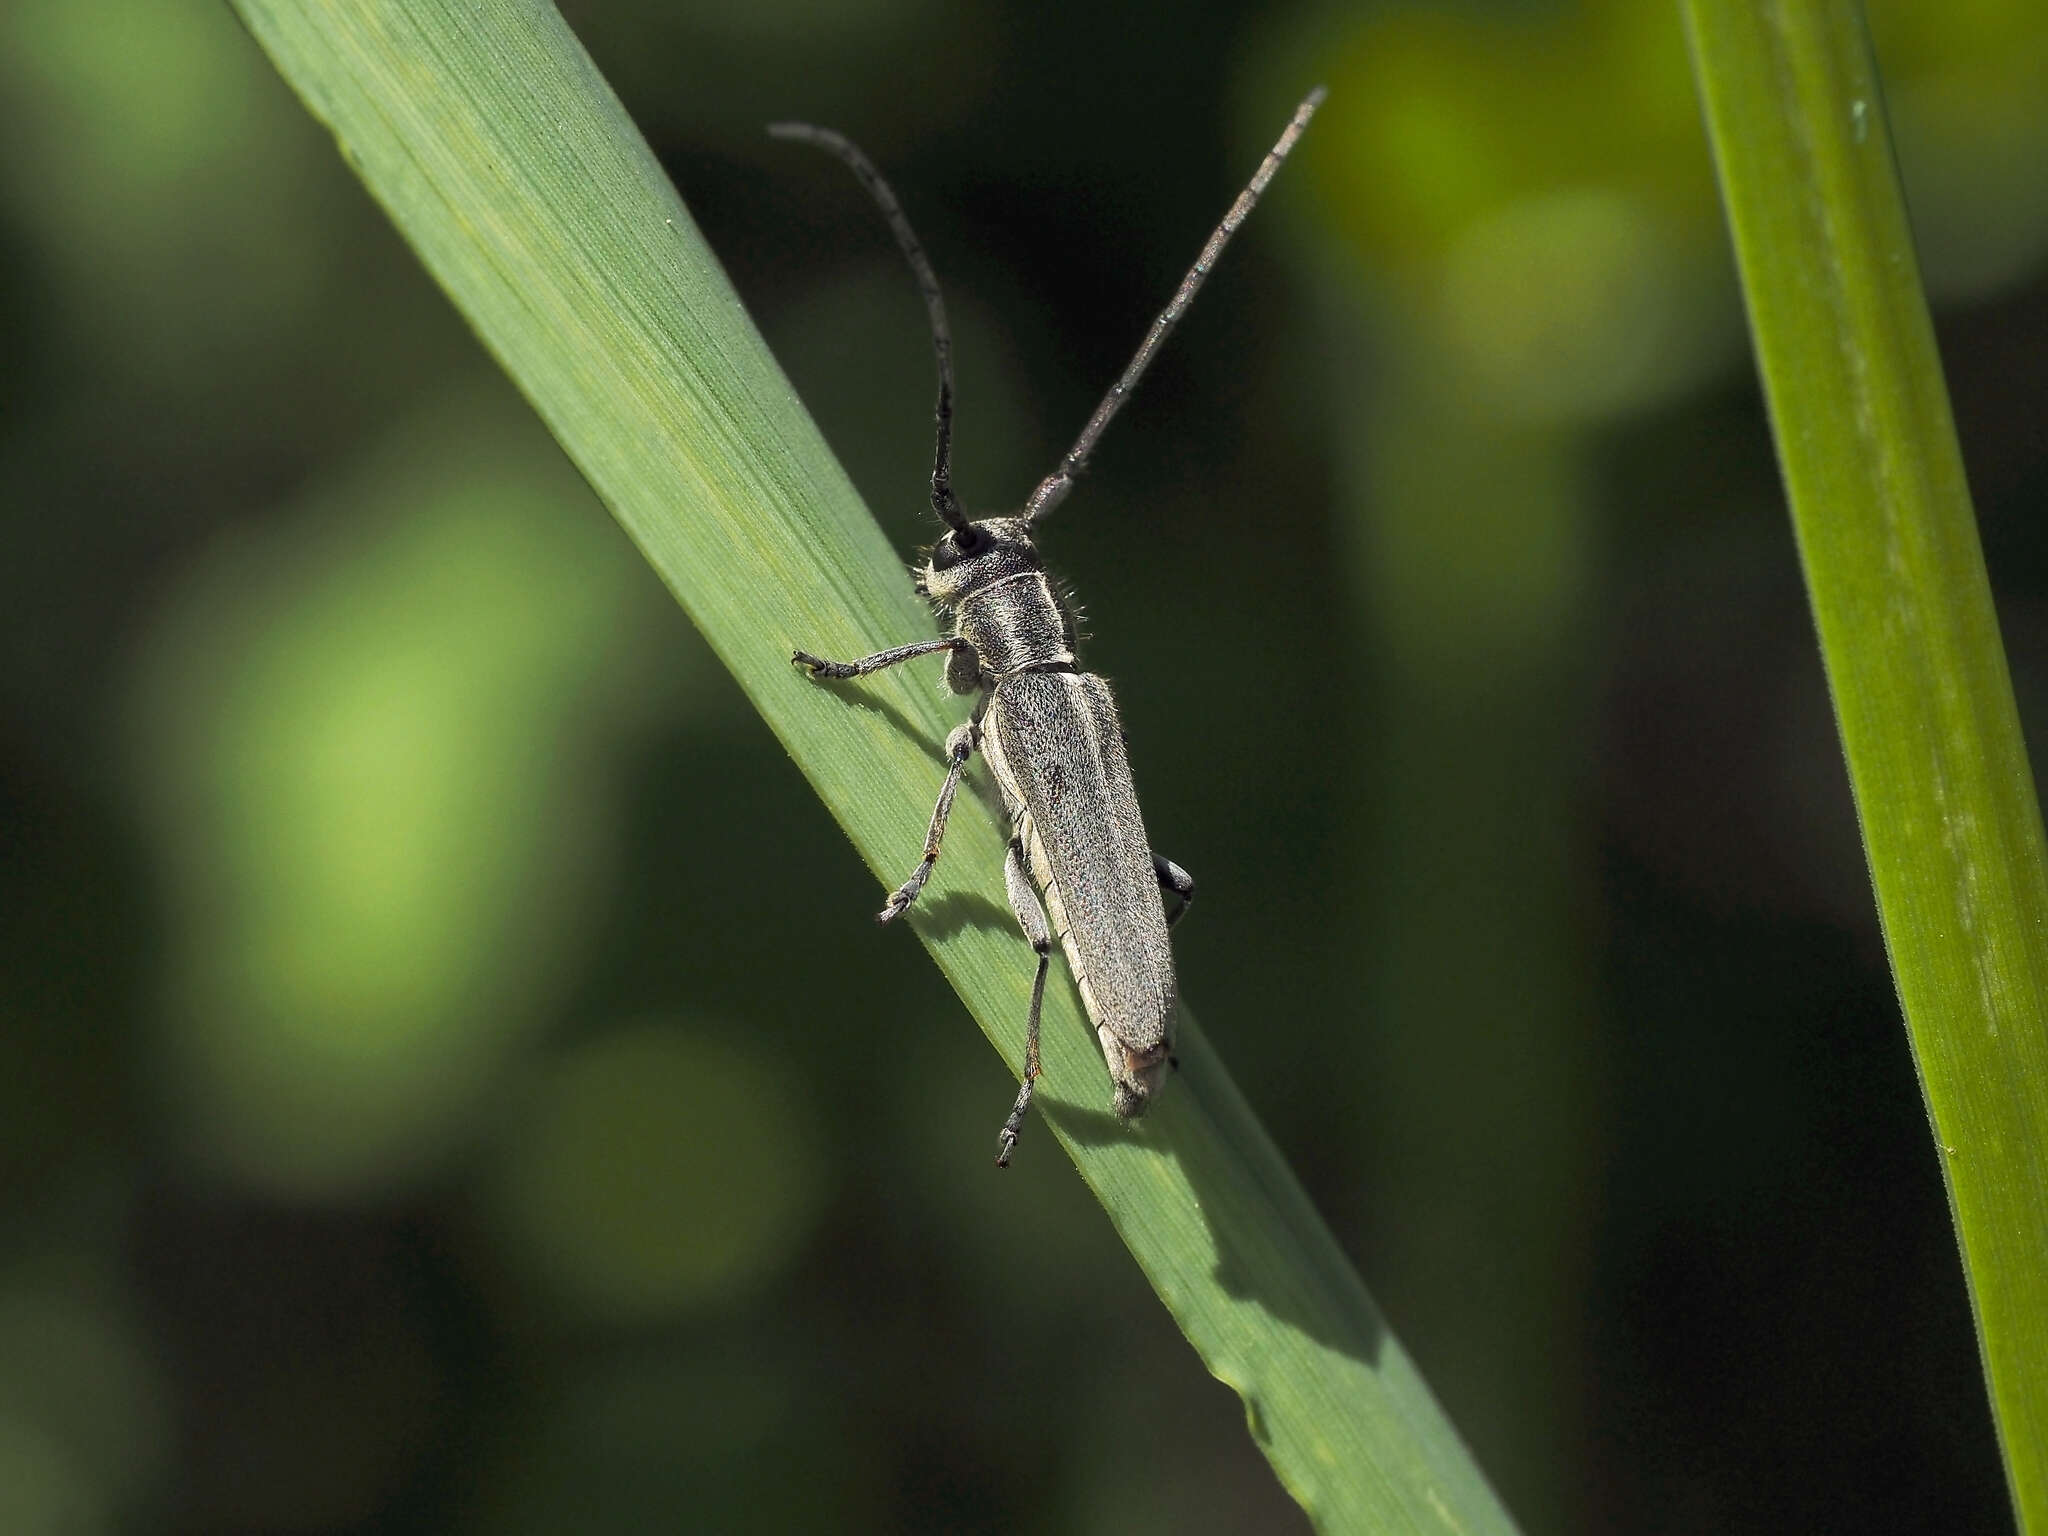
[1,0,2043,1531]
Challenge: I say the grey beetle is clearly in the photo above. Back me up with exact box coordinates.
[781,90,1323,1164]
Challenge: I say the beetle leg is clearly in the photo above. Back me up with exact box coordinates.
[1152,853,1195,928]
[792,635,970,679]
[878,721,978,923]
[996,837,1051,1167]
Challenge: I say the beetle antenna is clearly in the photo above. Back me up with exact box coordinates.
[1021,87,1325,527]
[769,122,971,534]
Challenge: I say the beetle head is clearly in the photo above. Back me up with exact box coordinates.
[917,517,1042,611]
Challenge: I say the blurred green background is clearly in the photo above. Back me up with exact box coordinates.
[2,0,2045,1530]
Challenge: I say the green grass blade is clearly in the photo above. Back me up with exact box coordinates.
[1683,5,2048,1527]
[226,1,1519,1528]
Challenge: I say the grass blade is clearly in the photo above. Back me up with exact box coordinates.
[1683,5,2048,1527]
[226,0,1519,1527]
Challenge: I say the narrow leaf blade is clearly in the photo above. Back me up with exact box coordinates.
[1684,5,2048,1527]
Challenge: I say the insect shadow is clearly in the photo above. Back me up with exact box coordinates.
[1043,1029,1387,1367]
[908,887,1012,943]
[801,673,947,768]
[807,674,1019,838]
[907,873,1380,1360]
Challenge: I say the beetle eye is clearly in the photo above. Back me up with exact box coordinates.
[930,527,980,571]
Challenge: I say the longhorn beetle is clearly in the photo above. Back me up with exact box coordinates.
[780,90,1324,1165]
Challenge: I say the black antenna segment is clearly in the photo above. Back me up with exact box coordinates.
[1021,87,1325,527]
[768,121,970,535]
